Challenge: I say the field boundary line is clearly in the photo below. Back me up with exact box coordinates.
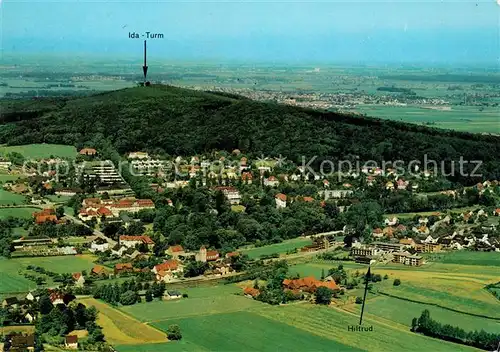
[376,291,500,321]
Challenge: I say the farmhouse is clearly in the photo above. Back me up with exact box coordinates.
[243,287,260,298]
[33,208,58,224]
[49,291,75,306]
[282,276,339,293]
[119,235,155,250]
[153,260,183,282]
[91,265,109,277]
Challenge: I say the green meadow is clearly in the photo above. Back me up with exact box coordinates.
[0,207,37,219]
[9,255,97,274]
[355,105,500,134]
[0,144,77,160]
[0,258,38,294]
[239,237,312,259]
[0,189,27,205]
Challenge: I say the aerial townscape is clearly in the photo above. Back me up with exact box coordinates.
[1,1,500,352]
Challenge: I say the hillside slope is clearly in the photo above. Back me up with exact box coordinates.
[1,85,499,183]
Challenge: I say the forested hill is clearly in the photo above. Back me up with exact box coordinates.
[1,84,499,182]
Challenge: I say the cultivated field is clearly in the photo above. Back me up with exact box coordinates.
[355,105,500,134]
[79,298,168,345]
[344,295,500,334]
[152,311,360,352]
[239,237,312,259]
[0,144,77,160]
[424,251,500,267]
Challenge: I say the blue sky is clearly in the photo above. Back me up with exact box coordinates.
[1,0,499,64]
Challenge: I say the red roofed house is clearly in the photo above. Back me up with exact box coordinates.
[97,207,113,218]
[49,291,73,306]
[282,276,339,294]
[243,287,260,298]
[152,260,183,282]
[91,265,109,277]
[225,251,239,259]
[302,196,314,203]
[196,246,220,263]
[119,235,155,250]
[167,245,185,259]
[264,176,279,187]
[275,193,287,209]
[72,273,85,288]
[493,208,500,216]
[79,148,97,156]
[33,209,58,224]
[114,263,133,275]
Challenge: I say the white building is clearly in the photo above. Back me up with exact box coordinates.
[275,193,287,209]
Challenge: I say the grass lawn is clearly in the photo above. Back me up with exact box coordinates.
[0,189,27,205]
[0,255,98,294]
[120,293,263,322]
[10,254,98,274]
[239,237,312,259]
[424,251,500,267]
[79,298,167,345]
[0,207,39,219]
[343,295,500,334]
[45,194,73,204]
[150,311,361,352]
[0,258,37,294]
[0,144,77,160]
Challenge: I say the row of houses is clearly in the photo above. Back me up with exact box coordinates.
[79,197,155,221]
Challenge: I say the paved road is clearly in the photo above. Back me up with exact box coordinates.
[64,213,117,246]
